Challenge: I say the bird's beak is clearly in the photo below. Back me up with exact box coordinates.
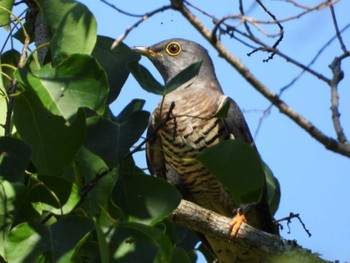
[131,46,163,58]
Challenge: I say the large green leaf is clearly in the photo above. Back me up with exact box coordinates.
[128,61,202,95]
[4,216,94,263]
[0,0,15,30]
[0,137,31,182]
[30,174,80,215]
[85,103,149,167]
[128,61,164,95]
[197,139,264,205]
[92,36,141,104]
[35,0,97,65]
[15,54,108,121]
[263,162,280,215]
[110,222,173,263]
[113,159,181,225]
[13,86,86,176]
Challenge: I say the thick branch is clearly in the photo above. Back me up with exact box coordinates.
[173,3,350,158]
[171,200,329,262]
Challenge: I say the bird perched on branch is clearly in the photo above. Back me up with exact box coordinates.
[132,38,279,262]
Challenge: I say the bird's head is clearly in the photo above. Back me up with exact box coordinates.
[132,38,217,85]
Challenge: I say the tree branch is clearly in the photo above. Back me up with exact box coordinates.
[172,2,350,158]
[171,200,330,262]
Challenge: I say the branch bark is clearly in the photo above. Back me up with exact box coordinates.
[171,200,330,262]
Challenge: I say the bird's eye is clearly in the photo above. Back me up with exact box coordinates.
[165,42,182,56]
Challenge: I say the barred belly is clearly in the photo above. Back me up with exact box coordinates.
[159,114,235,217]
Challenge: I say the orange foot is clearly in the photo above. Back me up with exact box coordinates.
[228,209,247,238]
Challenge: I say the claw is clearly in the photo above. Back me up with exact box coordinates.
[228,209,247,238]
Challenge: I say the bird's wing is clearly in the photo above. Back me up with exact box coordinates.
[220,96,256,148]
[220,96,279,234]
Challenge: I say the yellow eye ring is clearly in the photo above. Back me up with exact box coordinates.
[165,42,182,56]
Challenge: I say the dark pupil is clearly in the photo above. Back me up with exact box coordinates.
[169,44,179,53]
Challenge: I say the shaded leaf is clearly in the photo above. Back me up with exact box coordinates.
[113,159,181,225]
[36,0,97,65]
[110,222,173,263]
[114,99,145,123]
[74,147,117,215]
[93,36,140,103]
[0,49,20,89]
[213,98,231,118]
[13,87,86,176]
[197,140,264,204]
[85,109,149,167]
[5,216,94,263]
[164,61,202,95]
[30,174,80,215]
[0,180,16,258]
[0,137,31,182]
[128,61,164,95]
[171,247,192,263]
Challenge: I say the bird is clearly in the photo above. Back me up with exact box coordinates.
[132,38,279,262]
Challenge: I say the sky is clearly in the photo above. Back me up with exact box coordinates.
[80,1,350,261]
[3,0,350,262]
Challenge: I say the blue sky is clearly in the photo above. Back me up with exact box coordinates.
[2,0,350,262]
[79,1,350,262]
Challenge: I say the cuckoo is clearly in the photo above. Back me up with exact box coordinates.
[132,39,279,262]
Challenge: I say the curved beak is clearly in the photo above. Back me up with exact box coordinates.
[131,46,163,58]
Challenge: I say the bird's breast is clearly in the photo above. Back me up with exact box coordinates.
[156,100,234,215]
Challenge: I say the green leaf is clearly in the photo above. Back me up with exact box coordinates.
[0,50,20,90]
[0,137,31,182]
[4,216,94,263]
[0,180,16,258]
[36,0,97,65]
[111,222,173,263]
[197,140,264,205]
[128,61,164,95]
[263,162,280,215]
[113,159,181,225]
[15,54,108,121]
[13,87,86,176]
[171,247,192,263]
[163,61,202,95]
[0,0,15,30]
[85,109,149,167]
[213,98,231,118]
[30,175,80,215]
[92,36,140,104]
[114,99,145,123]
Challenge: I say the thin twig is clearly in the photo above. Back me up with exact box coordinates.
[328,0,347,52]
[122,102,176,160]
[100,0,145,17]
[111,5,172,49]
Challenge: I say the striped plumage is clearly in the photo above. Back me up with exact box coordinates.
[133,39,278,262]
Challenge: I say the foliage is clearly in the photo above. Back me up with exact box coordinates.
[0,0,280,262]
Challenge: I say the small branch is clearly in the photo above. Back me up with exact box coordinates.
[328,53,350,144]
[171,200,329,262]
